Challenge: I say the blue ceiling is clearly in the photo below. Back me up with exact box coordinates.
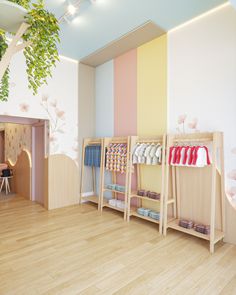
[45,0,227,60]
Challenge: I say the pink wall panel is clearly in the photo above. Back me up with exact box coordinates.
[114,49,137,199]
[114,49,137,136]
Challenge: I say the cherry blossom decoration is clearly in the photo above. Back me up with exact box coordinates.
[40,94,66,153]
[176,115,200,134]
[177,114,187,133]
[19,103,30,113]
[188,118,199,132]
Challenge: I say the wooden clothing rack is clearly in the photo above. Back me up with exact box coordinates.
[100,136,131,220]
[163,132,225,253]
[126,135,166,233]
[79,137,104,209]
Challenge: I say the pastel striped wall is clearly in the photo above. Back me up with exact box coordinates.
[114,49,137,136]
[95,60,114,137]
[95,61,114,197]
[114,49,138,193]
[137,35,167,137]
[95,35,167,202]
[137,35,167,205]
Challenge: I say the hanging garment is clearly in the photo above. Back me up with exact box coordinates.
[132,143,140,164]
[106,143,128,173]
[169,145,211,167]
[153,145,162,165]
[137,144,148,164]
[144,144,153,165]
[84,145,101,167]
[132,142,162,165]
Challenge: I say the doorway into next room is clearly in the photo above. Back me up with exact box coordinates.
[0,115,49,207]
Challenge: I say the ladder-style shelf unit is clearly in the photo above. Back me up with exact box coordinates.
[0,0,31,81]
[100,136,131,220]
[79,138,104,209]
[127,135,166,233]
[163,132,225,253]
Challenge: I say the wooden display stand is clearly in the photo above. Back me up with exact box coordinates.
[163,132,225,253]
[127,135,166,234]
[100,137,131,220]
[79,138,104,209]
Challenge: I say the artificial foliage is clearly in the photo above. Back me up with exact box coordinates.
[0,0,60,101]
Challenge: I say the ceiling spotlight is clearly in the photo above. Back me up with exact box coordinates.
[67,4,77,15]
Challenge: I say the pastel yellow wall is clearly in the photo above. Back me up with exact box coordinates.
[137,35,167,208]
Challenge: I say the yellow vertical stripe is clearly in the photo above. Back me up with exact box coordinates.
[137,34,167,136]
[137,35,167,209]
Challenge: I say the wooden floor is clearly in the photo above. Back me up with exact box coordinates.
[0,196,236,295]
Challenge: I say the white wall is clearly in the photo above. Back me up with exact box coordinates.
[0,52,79,163]
[95,61,114,198]
[168,4,236,244]
[95,60,114,137]
[78,63,96,193]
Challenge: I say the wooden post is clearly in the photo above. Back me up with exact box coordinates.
[79,139,85,204]
[210,133,217,253]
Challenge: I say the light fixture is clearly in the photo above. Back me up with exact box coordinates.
[67,4,77,15]
[59,0,80,23]
[59,0,99,23]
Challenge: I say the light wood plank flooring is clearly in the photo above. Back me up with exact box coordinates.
[0,195,236,295]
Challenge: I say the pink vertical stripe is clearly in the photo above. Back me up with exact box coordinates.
[114,49,137,198]
[114,49,137,136]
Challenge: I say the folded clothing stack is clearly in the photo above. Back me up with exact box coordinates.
[137,208,151,217]
[115,185,126,193]
[108,199,117,207]
[108,199,126,209]
[148,192,160,200]
[106,184,126,193]
[179,219,210,235]
[106,184,117,190]
[137,190,160,200]
[194,224,210,235]
[137,208,160,220]
[149,211,160,220]
[179,219,194,229]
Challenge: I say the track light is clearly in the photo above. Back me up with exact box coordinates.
[67,4,77,15]
[59,0,102,24]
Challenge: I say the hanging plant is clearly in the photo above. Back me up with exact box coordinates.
[0,0,60,101]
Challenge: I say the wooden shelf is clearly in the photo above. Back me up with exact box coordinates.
[130,210,160,224]
[0,0,28,33]
[102,201,125,212]
[167,219,224,242]
[82,195,99,204]
[103,188,126,194]
[130,192,160,203]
